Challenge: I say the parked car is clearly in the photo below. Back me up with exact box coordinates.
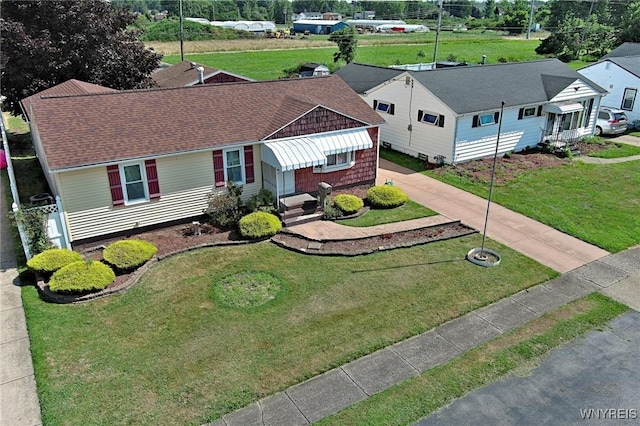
[595,107,628,136]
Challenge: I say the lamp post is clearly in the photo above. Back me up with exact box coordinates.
[432,0,443,63]
[467,101,504,267]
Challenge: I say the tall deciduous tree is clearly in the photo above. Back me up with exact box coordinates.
[0,0,162,117]
[329,27,357,64]
[618,1,640,43]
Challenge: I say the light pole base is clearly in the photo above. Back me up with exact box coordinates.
[467,247,501,267]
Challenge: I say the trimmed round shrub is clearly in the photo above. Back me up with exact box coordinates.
[102,239,157,271]
[26,248,83,275]
[238,212,282,239]
[48,260,115,293]
[367,185,409,208]
[333,194,364,215]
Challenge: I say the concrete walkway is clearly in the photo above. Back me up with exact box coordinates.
[376,159,609,273]
[0,180,42,425]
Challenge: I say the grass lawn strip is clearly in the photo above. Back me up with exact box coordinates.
[23,235,556,425]
[587,142,640,159]
[317,293,628,425]
[338,200,436,228]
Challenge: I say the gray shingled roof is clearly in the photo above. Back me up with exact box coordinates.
[606,56,640,79]
[410,59,607,114]
[334,63,404,94]
[601,43,640,59]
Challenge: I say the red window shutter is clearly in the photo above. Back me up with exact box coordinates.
[145,159,160,201]
[244,145,255,184]
[213,150,225,188]
[107,165,125,207]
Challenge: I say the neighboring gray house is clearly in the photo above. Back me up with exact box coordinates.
[601,42,640,59]
[335,59,607,164]
[579,55,640,123]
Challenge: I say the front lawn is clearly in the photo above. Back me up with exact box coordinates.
[24,236,556,425]
[586,142,640,159]
[427,160,640,252]
[338,200,436,227]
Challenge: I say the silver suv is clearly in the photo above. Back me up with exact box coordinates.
[595,107,628,136]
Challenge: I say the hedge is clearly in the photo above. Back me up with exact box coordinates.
[48,260,115,293]
[102,239,157,271]
[334,194,364,215]
[26,248,83,274]
[238,212,282,239]
[367,185,409,208]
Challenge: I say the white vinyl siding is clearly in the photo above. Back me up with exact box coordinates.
[366,79,455,163]
[550,78,601,102]
[59,150,262,241]
[578,61,640,122]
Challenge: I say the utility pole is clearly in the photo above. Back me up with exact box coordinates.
[179,0,184,61]
[433,0,443,63]
[526,0,534,40]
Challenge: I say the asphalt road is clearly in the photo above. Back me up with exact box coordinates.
[416,310,640,426]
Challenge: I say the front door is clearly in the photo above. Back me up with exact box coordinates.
[545,113,556,136]
[279,170,295,196]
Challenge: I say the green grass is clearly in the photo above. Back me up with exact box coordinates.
[628,131,640,137]
[588,142,640,158]
[165,38,544,80]
[380,147,428,172]
[426,161,640,252]
[338,200,437,227]
[24,236,556,425]
[318,293,628,425]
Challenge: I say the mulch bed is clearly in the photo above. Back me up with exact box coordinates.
[42,218,476,303]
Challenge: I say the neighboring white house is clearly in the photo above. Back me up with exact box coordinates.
[335,59,607,164]
[578,56,640,123]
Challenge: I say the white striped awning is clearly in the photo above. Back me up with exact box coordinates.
[262,137,326,172]
[262,128,374,172]
[543,102,584,114]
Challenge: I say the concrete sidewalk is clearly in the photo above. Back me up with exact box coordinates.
[207,246,640,426]
[0,180,42,425]
[376,159,609,273]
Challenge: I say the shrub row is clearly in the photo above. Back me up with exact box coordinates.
[27,239,158,294]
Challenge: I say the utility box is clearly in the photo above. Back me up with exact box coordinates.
[318,182,332,210]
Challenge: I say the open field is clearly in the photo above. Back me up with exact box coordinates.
[25,236,556,425]
[163,40,544,80]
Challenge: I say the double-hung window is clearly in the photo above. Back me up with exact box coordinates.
[621,88,637,111]
[107,159,160,207]
[479,114,496,126]
[121,163,147,203]
[314,151,355,173]
[225,149,243,183]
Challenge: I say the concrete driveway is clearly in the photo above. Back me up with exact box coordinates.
[416,310,640,426]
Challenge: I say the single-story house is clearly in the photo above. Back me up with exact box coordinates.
[293,20,348,35]
[152,60,253,87]
[578,56,640,123]
[335,59,607,164]
[21,75,385,243]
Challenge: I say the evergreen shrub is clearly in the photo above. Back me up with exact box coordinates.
[367,185,409,208]
[48,260,115,293]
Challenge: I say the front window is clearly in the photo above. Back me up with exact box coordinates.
[327,152,350,166]
[621,88,637,111]
[420,111,439,125]
[225,149,243,183]
[479,113,496,126]
[375,100,394,114]
[523,107,536,117]
[121,163,147,203]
